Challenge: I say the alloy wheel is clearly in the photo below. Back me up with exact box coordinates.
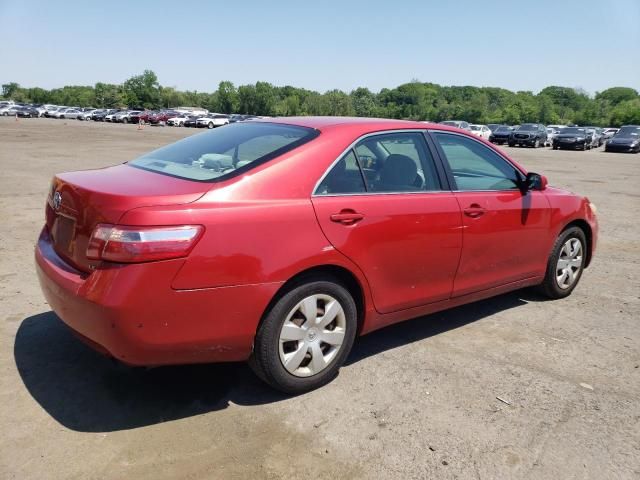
[278,294,346,377]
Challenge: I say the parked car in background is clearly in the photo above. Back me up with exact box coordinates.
[602,128,618,140]
[552,127,591,150]
[52,108,82,119]
[469,124,492,140]
[35,117,598,394]
[16,106,40,118]
[486,124,502,132]
[112,110,140,124]
[0,105,21,116]
[488,125,513,145]
[148,110,178,125]
[167,114,191,126]
[92,109,116,121]
[196,114,230,129]
[439,120,471,131]
[509,123,547,148]
[184,115,202,127]
[605,125,640,153]
[545,127,562,146]
[77,109,97,120]
[585,127,604,147]
[104,110,125,122]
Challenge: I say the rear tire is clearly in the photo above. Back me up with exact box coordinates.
[250,278,357,394]
[538,226,586,299]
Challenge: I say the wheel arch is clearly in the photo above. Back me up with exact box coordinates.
[257,264,367,338]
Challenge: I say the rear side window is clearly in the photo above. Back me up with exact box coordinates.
[316,150,366,195]
[316,131,441,195]
[433,132,521,191]
[130,122,318,181]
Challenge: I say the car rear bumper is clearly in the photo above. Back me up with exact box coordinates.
[35,227,281,366]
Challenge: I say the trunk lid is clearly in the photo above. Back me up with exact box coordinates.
[46,163,210,272]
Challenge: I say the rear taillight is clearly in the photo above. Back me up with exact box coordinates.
[86,224,204,263]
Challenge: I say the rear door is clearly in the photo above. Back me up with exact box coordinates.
[312,131,462,314]
[430,131,551,297]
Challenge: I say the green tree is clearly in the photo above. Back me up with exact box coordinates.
[123,70,161,108]
[216,81,239,113]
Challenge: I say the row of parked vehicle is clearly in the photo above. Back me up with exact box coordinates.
[0,101,261,129]
[439,120,640,153]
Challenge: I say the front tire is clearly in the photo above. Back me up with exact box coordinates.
[207,122,214,129]
[539,226,586,299]
[250,278,357,394]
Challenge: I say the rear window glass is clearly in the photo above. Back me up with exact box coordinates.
[130,122,318,181]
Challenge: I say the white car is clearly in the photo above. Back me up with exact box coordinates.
[545,127,562,146]
[52,108,81,119]
[104,110,123,122]
[77,109,97,120]
[196,114,230,129]
[113,110,141,123]
[469,124,491,140]
[0,105,21,116]
[167,115,190,127]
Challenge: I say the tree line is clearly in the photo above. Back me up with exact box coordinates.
[2,70,639,127]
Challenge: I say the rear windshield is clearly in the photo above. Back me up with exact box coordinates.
[560,127,586,134]
[130,122,318,181]
[615,126,640,137]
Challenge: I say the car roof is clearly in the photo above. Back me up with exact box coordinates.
[255,116,462,134]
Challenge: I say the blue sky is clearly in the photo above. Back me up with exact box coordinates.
[1,0,638,95]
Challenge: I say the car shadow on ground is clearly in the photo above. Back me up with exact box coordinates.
[14,289,544,433]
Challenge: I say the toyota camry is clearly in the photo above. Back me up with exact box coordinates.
[36,117,598,393]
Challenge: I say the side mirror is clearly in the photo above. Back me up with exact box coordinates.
[525,172,548,191]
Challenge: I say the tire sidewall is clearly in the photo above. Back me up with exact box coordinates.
[252,280,357,394]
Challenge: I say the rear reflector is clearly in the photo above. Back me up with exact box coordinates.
[87,224,204,263]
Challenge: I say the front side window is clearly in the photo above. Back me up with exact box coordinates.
[315,131,441,195]
[433,132,522,191]
[130,122,318,181]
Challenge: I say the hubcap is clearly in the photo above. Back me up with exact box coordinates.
[556,238,583,289]
[278,294,346,377]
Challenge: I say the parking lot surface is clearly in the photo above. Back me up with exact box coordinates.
[1,118,638,479]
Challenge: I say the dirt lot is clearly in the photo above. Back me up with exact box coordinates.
[1,117,638,479]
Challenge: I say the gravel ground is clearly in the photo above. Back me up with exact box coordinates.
[0,117,638,479]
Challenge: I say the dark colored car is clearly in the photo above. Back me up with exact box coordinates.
[36,117,598,394]
[16,106,40,118]
[183,115,201,127]
[93,109,119,121]
[605,125,640,153]
[552,127,592,151]
[489,125,513,145]
[509,124,547,148]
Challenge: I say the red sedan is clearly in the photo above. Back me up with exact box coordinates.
[35,117,598,393]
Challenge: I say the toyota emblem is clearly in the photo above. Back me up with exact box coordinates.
[53,191,62,211]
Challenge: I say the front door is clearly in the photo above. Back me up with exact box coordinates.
[431,131,551,297]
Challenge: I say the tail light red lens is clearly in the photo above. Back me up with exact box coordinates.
[86,224,204,263]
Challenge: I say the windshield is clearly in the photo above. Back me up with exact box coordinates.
[517,124,538,132]
[130,122,319,181]
[496,126,511,133]
[560,127,586,135]
[614,126,640,138]
[470,125,480,130]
